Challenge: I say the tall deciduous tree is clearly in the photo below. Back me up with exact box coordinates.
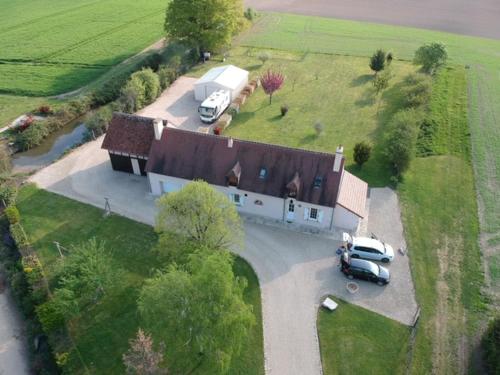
[413,42,448,74]
[123,329,167,375]
[260,70,285,104]
[164,0,244,53]
[156,181,243,251]
[138,250,254,374]
[369,49,386,74]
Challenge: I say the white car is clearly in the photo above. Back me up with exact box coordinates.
[343,233,395,263]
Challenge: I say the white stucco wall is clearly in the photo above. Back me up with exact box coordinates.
[148,173,336,229]
[332,205,361,231]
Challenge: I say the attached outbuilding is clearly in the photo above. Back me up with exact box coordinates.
[101,113,164,176]
[194,65,249,101]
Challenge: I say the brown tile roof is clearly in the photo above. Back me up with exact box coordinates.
[336,171,368,218]
[101,113,156,157]
[146,128,346,208]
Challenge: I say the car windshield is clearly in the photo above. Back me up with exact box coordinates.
[199,107,214,116]
[366,262,379,275]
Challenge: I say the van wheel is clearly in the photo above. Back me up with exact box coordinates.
[347,274,354,280]
[381,258,389,263]
[377,280,384,286]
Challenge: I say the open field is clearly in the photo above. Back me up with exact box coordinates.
[245,0,500,40]
[16,185,264,374]
[318,299,411,375]
[0,0,166,96]
[232,14,489,372]
[0,95,60,128]
[191,48,417,186]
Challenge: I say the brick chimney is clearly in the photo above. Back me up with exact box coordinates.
[153,118,164,140]
[333,145,344,172]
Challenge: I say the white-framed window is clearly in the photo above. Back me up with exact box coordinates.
[229,193,243,206]
[304,207,324,222]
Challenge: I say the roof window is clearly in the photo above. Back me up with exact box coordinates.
[313,176,323,188]
[259,168,267,179]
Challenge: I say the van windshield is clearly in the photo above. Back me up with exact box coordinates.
[199,107,215,116]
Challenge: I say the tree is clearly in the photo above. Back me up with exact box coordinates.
[45,239,123,319]
[156,181,243,251]
[369,49,386,74]
[260,70,285,104]
[401,73,432,108]
[164,0,244,53]
[120,75,147,113]
[414,42,448,74]
[353,142,372,168]
[372,68,392,95]
[313,121,324,137]
[258,52,271,65]
[123,329,167,375]
[138,250,254,374]
[385,109,422,175]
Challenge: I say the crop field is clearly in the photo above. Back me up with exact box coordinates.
[0,0,167,96]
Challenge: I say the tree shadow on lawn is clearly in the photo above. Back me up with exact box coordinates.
[350,74,373,87]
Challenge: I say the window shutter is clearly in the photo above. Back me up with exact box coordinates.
[318,210,324,223]
[304,208,310,220]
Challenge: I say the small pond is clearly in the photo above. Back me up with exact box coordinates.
[12,118,87,173]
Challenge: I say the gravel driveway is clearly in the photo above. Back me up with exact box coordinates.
[245,0,500,39]
[30,138,418,375]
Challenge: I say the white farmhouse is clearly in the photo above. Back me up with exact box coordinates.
[102,113,368,232]
[194,65,249,101]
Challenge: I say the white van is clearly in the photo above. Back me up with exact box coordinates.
[198,90,230,123]
[342,233,395,263]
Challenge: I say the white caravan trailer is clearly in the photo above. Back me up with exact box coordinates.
[198,90,230,123]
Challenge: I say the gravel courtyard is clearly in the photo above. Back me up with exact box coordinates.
[30,137,418,375]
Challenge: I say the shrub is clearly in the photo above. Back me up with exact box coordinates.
[414,42,448,74]
[132,68,161,104]
[385,109,422,175]
[0,143,11,174]
[5,206,20,224]
[10,222,29,248]
[280,105,289,117]
[258,52,271,65]
[67,96,92,117]
[482,317,500,374]
[16,115,35,132]
[0,184,17,206]
[369,49,386,74]
[373,69,392,95]
[45,117,65,132]
[36,301,65,332]
[168,55,182,73]
[386,52,393,65]
[85,107,113,138]
[213,127,222,135]
[353,142,372,168]
[402,73,432,108]
[157,66,177,90]
[244,7,257,21]
[37,105,53,115]
[120,76,147,113]
[314,121,324,136]
[215,114,232,131]
[16,122,50,151]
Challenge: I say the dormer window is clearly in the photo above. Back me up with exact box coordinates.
[313,176,323,188]
[286,172,301,198]
[226,161,241,187]
[259,168,267,179]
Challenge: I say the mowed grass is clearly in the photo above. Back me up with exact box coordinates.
[0,0,167,96]
[0,94,61,128]
[191,48,417,186]
[236,15,487,373]
[318,299,411,375]
[16,185,264,375]
[242,12,500,286]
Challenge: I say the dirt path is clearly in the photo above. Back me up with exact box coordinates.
[244,0,500,40]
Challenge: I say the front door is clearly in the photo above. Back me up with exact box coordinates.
[286,200,295,222]
[131,158,141,176]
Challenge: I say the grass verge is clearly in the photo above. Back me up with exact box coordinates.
[318,299,411,375]
[16,184,264,374]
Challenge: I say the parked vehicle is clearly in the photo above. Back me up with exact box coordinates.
[340,252,390,286]
[343,233,395,263]
[198,90,230,123]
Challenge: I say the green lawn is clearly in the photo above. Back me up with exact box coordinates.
[0,94,61,128]
[16,185,264,375]
[191,47,417,186]
[0,0,167,96]
[242,12,500,289]
[318,299,411,375]
[225,14,487,373]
